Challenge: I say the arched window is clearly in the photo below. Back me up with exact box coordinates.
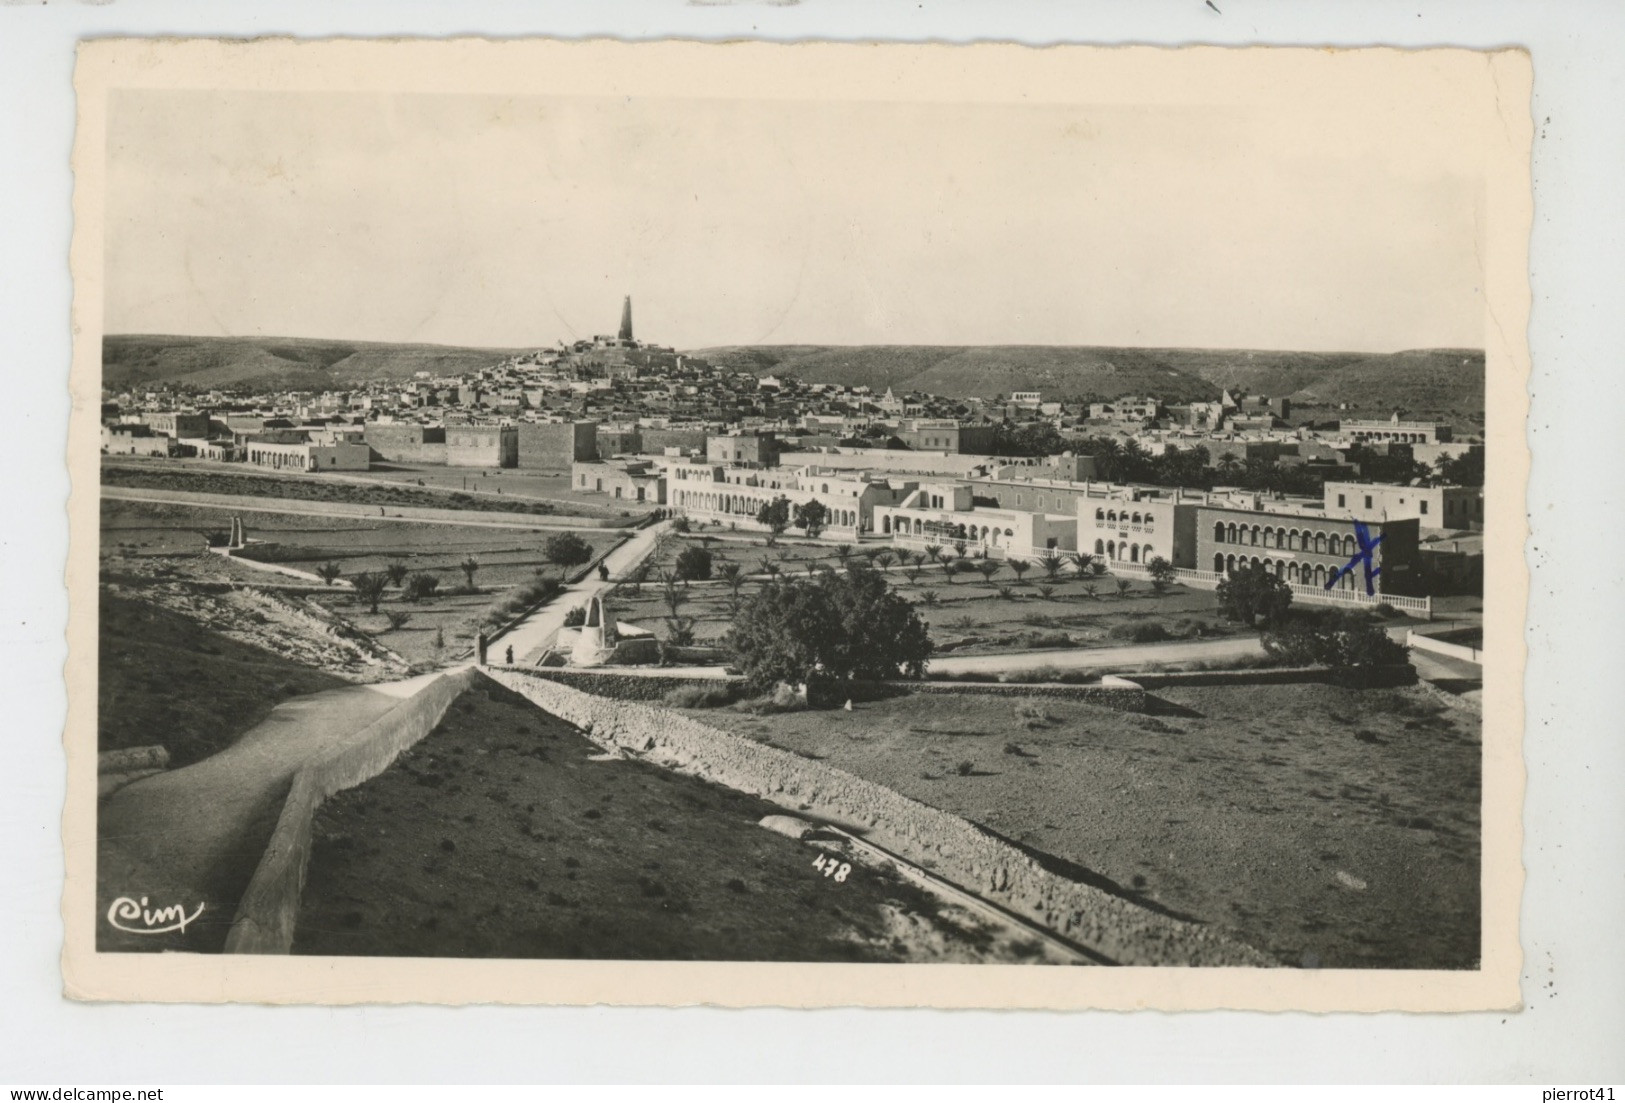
[1228,523,1239,543]
[1106,540,1116,559]
[1132,512,1142,524]
[1130,544,1140,563]
[1225,554,1237,574]
[1314,532,1327,554]
[1344,534,1358,557]
[1251,525,1262,546]
[1213,553,1225,572]
[1096,508,1105,521]
[1095,539,1105,554]
[882,515,891,534]
[1214,522,1226,542]
[1287,562,1299,582]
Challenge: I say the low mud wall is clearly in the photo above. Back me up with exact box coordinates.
[903,679,1146,707]
[1115,665,1416,690]
[501,667,743,702]
[224,667,479,954]
[483,668,1275,967]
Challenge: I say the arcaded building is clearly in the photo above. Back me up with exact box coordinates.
[1195,505,1422,595]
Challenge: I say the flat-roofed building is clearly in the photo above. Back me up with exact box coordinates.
[515,421,597,468]
[102,424,177,457]
[668,463,908,539]
[446,425,518,468]
[244,441,370,472]
[1340,415,1452,444]
[1078,491,1201,569]
[363,423,447,464]
[571,459,666,505]
[1322,481,1483,531]
[876,482,1078,560]
[141,411,210,439]
[706,430,780,467]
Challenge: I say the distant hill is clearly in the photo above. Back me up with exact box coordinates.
[696,344,1485,419]
[102,334,521,392]
[103,333,1484,421]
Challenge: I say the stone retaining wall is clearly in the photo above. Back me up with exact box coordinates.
[224,667,479,954]
[498,667,743,702]
[483,668,1275,967]
[901,678,1146,707]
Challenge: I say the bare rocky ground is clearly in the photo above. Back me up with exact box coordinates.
[294,683,1076,963]
[688,684,1481,970]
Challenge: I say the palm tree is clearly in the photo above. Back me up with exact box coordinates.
[873,551,895,570]
[717,562,745,603]
[923,544,942,565]
[316,561,342,587]
[385,560,409,588]
[1007,557,1031,584]
[976,559,1001,585]
[351,571,386,613]
[460,557,480,589]
[1039,550,1064,582]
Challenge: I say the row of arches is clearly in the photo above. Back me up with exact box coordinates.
[1214,521,1361,558]
[1093,508,1155,528]
[1093,538,1156,564]
[673,490,858,530]
[881,514,1018,547]
[1214,553,1364,591]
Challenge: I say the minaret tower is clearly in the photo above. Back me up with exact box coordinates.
[617,296,634,342]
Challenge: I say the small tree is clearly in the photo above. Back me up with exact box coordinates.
[1089,558,1108,577]
[459,557,480,590]
[385,560,410,588]
[1215,563,1293,627]
[383,609,412,632]
[352,571,387,613]
[658,570,687,619]
[904,566,922,585]
[942,558,959,585]
[976,559,1001,585]
[663,616,697,647]
[793,499,829,539]
[562,605,587,628]
[1115,578,1133,597]
[1082,582,1099,600]
[1263,610,1408,670]
[757,558,780,579]
[952,539,968,560]
[873,551,895,570]
[1147,555,1177,593]
[1039,551,1064,582]
[756,496,791,541]
[674,545,713,585]
[1007,557,1031,584]
[919,589,939,607]
[404,572,441,603]
[726,570,931,693]
[717,562,745,605]
[316,561,342,587]
[923,544,943,565]
[543,532,593,576]
[670,515,691,534]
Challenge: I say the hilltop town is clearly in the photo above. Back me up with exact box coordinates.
[103,297,1485,604]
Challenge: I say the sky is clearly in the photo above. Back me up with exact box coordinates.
[103,88,1486,353]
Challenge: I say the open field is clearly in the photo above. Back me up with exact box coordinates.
[683,684,1480,969]
[99,591,349,767]
[345,462,638,515]
[295,682,1062,963]
[101,498,619,665]
[102,457,614,518]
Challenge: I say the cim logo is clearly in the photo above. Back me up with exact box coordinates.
[106,896,205,936]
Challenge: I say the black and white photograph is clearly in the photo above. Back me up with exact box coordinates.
[64,38,1530,1009]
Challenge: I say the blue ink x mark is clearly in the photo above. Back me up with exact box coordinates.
[1327,520,1384,596]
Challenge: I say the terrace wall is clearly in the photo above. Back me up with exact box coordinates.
[224,667,480,954]
[482,668,1274,967]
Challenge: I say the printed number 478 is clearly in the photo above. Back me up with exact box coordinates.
[813,854,851,882]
